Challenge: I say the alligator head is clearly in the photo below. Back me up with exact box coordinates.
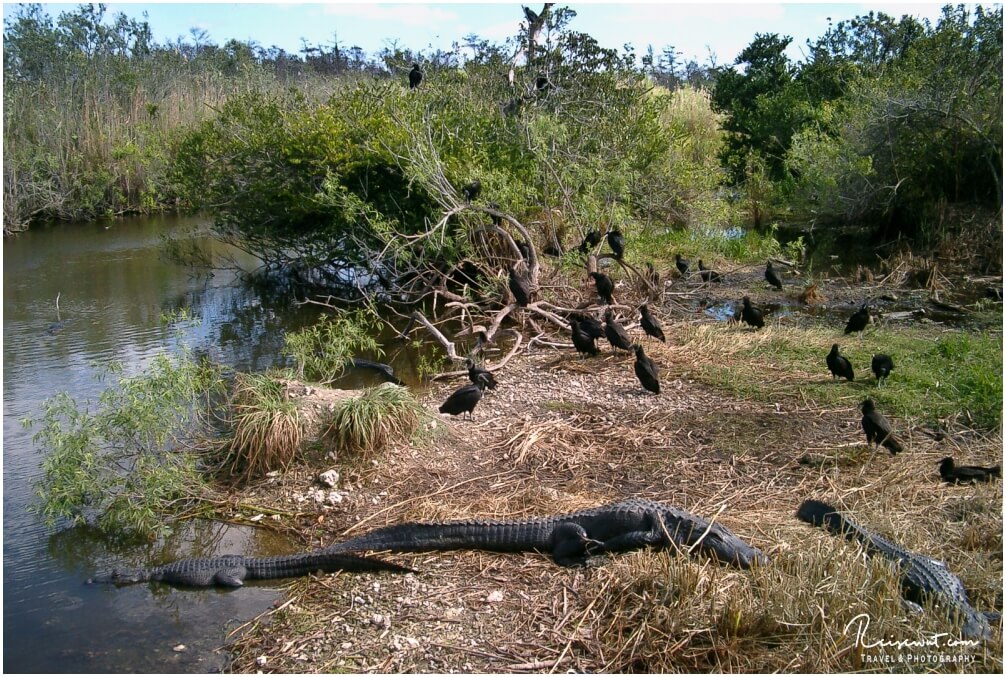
[695,524,769,569]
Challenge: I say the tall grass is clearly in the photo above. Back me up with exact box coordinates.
[323,384,426,458]
[224,373,302,480]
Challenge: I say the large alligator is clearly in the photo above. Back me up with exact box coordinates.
[796,499,993,640]
[328,498,767,569]
[88,550,412,588]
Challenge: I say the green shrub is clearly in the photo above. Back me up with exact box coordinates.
[223,372,302,480]
[323,384,426,458]
[25,351,222,538]
[283,309,384,384]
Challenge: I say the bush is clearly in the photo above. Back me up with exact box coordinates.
[283,309,384,385]
[25,351,222,538]
[223,373,302,480]
[323,384,426,458]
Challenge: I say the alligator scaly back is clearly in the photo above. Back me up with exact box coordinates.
[329,498,767,569]
[796,499,992,639]
[88,551,412,588]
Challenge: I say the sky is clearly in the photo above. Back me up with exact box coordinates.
[3,1,958,66]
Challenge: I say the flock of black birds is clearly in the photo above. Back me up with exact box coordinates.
[435,223,998,488]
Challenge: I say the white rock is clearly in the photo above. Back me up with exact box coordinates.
[327,491,344,504]
[318,469,340,488]
[172,644,186,652]
[486,590,504,603]
[255,656,267,667]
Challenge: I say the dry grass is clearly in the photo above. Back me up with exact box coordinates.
[222,303,1001,673]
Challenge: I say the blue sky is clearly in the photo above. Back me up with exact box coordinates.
[4,2,955,65]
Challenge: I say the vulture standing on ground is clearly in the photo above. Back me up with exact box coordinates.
[569,319,600,356]
[740,296,764,329]
[871,354,894,385]
[765,260,783,290]
[603,309,634,352]
[860,399,904,454]
[845,304,872,335]
[826,344,854,381]
[639,304,665,342]
[698,260,721,283]
[675,254,690,276]
[633,344,661,394]
[439,374,491,420]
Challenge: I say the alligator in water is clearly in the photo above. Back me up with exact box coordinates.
[796,499,993,639]
[87,550,412,588]
[328,498,767,569]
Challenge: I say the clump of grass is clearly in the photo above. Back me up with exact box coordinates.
[224,373,302,480]
[323,383,426,458]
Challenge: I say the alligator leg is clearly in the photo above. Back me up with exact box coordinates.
[589,530,666,554]
[550,522,599,566]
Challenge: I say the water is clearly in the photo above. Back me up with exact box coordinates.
[1,215,422,672]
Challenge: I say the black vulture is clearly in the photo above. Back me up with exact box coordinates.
[515,239,531,262]
[461,179,482,202]
[522,5,540,25]
[938,457,1001,485]
[871,354,894,385]
[675,253,689,276]
[572,312,605,339]
[844,304,871,335]
[826,344,854,381]
[698,260,721,283]
[569,319,599,356]
[439,374,490,420]
[633,344,661,394]
[465,358,498,390]
[607,229,625,260]
[646,262,660,289]
[860,399,904,454]
[578,229,601,254]
[487,201,503,227]
[765,260,783,290]
[639,304,665,342]
[535,75,550,92]
[508,265,531,306]
[408,63,423,89]
[740,296,764,329]
[589,271,615,305]
[603,309,633,352]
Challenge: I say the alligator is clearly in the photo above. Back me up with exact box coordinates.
[796,499,993,640]
[87,550,412,588]
[328,498,767,569]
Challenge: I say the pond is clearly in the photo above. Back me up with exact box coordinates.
[1,215,425,672]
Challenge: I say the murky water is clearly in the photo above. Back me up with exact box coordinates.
[2,215,425,672]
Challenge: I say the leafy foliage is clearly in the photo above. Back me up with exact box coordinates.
[24,352,223,538]
[323,384,427,458]
[283,309,384,385]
